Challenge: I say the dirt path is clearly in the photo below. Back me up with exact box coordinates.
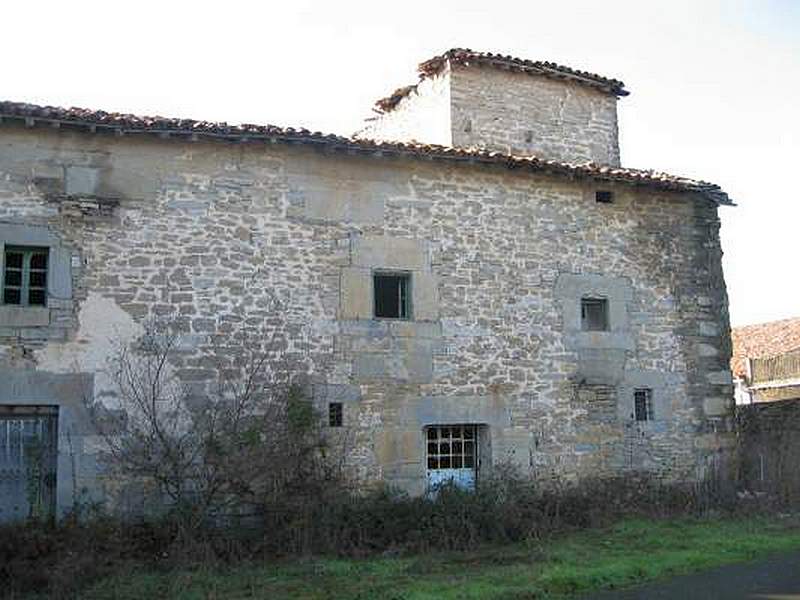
[583,551,800,599]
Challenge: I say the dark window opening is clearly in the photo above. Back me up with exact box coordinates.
[328,402,343,427]
[596,190,614,204]
[581,297,608,331]
[634,388,654,421]
[3,246,48,307]
[373,273,410,319]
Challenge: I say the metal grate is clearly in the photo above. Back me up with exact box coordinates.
[426,425,477,470]
[0,410,58,523]
[328,402,343,427]
[634,388,654,421]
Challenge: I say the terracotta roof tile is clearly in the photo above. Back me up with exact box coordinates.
[731,317,800,378]
[0,100,732,205]
[375,48,628,112]
[421,48,629,95]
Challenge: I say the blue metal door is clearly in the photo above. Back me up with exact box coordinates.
[0,408,58,523]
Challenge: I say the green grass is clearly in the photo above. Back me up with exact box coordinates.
[81,515,800,599]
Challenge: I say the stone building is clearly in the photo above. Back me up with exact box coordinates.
[0,48,734,520]
[732,317,800,405]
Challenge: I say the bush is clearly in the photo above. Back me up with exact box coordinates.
[0,468,740,598]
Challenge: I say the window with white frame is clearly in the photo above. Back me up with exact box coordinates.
[3,246,48,306]
[426,425,477,470]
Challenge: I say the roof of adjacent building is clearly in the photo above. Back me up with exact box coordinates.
[731,317,800,377]
[375,48,629,113]
[0,100,732,205]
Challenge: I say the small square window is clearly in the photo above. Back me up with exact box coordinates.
[595,190,614,203]
[581,297,608,331]
[3,246,48,307]
[634,388,654,421]
[328,402,343,427]
[373,272,410,319]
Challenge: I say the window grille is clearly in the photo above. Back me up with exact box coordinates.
[426,425,477,470]
[634,388,654,421]
[328,402,343,427]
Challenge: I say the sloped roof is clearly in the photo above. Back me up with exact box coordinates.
[0,100,732,205]
[731,317,800,378]
[421,48,628,96]
[375,48,628,112]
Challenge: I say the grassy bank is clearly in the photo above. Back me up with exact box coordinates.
[79,515,800,599]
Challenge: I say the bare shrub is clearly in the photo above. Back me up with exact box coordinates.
[87,312,341,530]
[1,461,746,597]
[251,463,738,557]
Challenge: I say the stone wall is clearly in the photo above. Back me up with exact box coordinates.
[449,65,621,165]
[737,399,800,496]
[358,62,621,166]
[0,123,732,509]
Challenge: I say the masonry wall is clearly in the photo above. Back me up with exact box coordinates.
[0,124,731,511]
[449,65,621,165]
[737,399,800,497]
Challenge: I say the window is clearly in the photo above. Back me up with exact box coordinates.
[373,272,410,319]
[328,402,343,427]
[595,190,614,203]
[634,388,654,421]
[3,246,48,306]
[426,425,476,470]
[581,297,608,331]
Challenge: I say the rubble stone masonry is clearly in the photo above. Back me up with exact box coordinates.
[361,63,621,166]
[0,117,731,507]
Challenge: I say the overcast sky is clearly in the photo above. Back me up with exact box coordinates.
[3,0,797,327]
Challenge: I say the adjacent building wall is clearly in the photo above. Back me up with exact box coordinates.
[0,124,731,511]
[737,399,800,497]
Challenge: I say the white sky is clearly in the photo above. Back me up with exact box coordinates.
[2,0,797,327]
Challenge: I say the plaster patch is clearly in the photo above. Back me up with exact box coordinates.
[35,292,144,400]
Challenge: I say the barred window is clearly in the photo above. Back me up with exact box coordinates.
[3,246,48,306]
[426,425,477,470]
[634,388,654,421]
[328,402,343,428]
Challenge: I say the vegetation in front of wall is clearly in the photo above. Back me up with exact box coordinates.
[13,514,800,600]
[1,469,797,599]
[5,318,800,599]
